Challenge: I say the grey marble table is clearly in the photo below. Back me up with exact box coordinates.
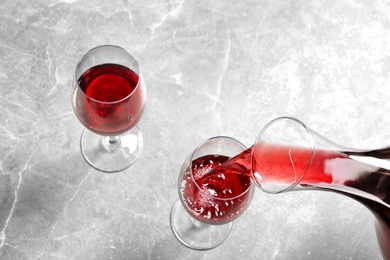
[0,0,389,259]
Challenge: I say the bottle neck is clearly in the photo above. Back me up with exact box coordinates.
[289,147,390,210]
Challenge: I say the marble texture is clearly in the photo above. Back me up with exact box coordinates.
[1,0,390,259]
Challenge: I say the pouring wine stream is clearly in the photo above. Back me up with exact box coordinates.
[196,147,253,189]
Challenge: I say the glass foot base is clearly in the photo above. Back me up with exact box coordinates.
[80,126,143,172]
[170,199,233,250]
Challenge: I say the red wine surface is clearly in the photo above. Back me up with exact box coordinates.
[75,63,145,135]
[180,154,253,225]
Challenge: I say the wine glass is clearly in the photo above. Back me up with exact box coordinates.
[170,136,255,250]
[71,45,146,172]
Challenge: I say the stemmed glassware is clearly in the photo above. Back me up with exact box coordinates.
[71,45,146,172]
[170,136,255,250]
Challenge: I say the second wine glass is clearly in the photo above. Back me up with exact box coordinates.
[72,45,146,172]
[170,136,255,250]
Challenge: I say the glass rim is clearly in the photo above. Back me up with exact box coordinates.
[189,136,254,201]
[74,44,142,105]
[251,116,315,194]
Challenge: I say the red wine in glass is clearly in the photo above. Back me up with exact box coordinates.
[181,154,252,225]
[72,45,146,172]
[76,63,145,136]
[171,136,255,250]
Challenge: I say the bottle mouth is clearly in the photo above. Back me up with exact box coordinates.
[251,116,315,194]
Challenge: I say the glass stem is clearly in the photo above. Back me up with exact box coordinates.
[190,217,209,229]
[102,136,120,152]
